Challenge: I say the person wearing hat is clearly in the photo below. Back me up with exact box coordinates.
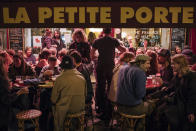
[116,54,154,131]
[51,55,86,131]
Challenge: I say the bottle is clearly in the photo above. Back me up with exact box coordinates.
[151,75,156,85]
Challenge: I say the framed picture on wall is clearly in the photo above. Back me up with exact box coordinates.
[0,32,3,49]
[171,28,186,50]
[8,28,24,51]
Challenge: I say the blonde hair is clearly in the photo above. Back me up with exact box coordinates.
[72,28,87,43]
[172,54,189,75]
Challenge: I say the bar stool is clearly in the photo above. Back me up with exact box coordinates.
[119,112,146,131]
[16,109,42,131]
[64,111,85,131]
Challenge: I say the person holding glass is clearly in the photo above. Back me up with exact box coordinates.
[8,54,35,82]
[0,56,29,131]
[39,56,61,81]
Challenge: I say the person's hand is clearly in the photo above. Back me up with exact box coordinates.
[44,70,53,77]
[51,45,57,48]
[17,87,29,96]
[156,77,163,85]
[188,114,195,123]
[161,86,168,91]
[9,81,13,90]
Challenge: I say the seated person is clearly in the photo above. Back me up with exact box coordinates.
[70,51,93,104]
[117,54,154,131]
[51,55,86,131]
[58,49,67,62]
[8,54,35,81]
[108,52,135,103]
[0,56,29,131]
[24,47,36,65]
[39,56,61,80]
[157,49,173,86]
[0,51,13,66]
[155,54,196,131]
[35,49,51,77]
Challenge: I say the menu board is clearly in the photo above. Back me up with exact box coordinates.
[171,28,185,49]
[9,28,24,51]
[135,28,161,47]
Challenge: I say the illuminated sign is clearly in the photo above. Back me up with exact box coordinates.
[0,2,195,27]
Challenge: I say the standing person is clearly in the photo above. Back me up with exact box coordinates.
[116,54,153,131]
[69,28,91,64]
[70,51,93,105]
[127,36,135,54]
[42,28,53,49]
[144,39,149,52]
[52,29,66,54]
[91,28,126,119]
[51,55,86,131]
[0,56,28,131]
[88,32,96,46]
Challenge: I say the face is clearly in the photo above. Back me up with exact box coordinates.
[26,48,32,56]
[71,57,77,66]
[158,56,166,64]
[54,31,60,38]
[128,38,132,43]
[75,34,83,43]
[171,61,180,72]
[13,58,22,68]
[48,61,56,68]
[176,47,181,54]
[144,40,148,47]
[136,49,143,55]
[3,62,9,73]
[58,56,63,62]
[141,60,150,72]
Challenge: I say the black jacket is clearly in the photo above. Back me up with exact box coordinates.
[165,71,196,130]
[77,64,93,104]
[69,42,91,64]
[0,76,18,127]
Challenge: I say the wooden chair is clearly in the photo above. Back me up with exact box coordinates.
[168,124,171,131]
[110,102,120,128]
[119,112,146,131]
[16,109,42,131]
[85,103,94,129]
[64,111,85,131]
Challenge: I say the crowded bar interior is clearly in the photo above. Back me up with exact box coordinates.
[0,1,196,131]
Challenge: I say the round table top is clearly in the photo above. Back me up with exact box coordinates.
[38,81,54,88]
[146,83,161,89]
[16,109,42,120]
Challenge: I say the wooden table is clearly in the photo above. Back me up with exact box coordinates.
[38,81,54,88]
[146,83,161,89]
